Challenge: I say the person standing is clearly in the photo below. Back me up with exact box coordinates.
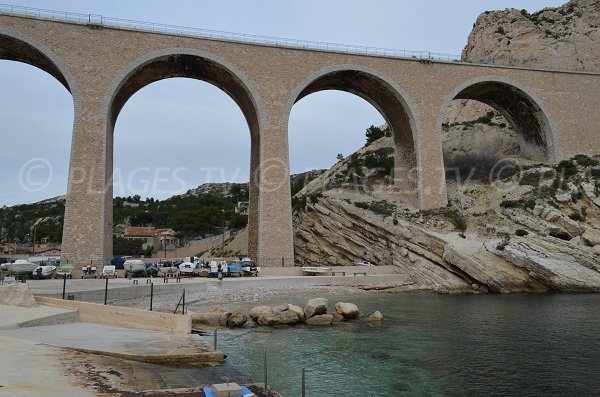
[217,263,223,286]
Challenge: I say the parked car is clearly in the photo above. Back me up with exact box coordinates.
[178,262,196,276]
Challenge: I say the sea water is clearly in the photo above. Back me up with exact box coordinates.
[216,293,600,397]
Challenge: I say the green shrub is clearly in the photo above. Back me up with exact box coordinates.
[574,154,599,167]
[354,200,396,217]
[496,26,506,35]
[515,229,529,237]
[556,160,578,178]
[442,207,467,231]
[569,212,584,222]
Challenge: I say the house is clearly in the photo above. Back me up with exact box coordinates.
[122,226,179,252]
[37,247,61,256]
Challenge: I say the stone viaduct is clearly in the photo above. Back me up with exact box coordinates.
[1,7,600,266]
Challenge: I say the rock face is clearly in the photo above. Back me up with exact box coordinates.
[290,1,600,294]
[0,284,37,307]
[445,1,600,165]
[463,0,600,72]
[293,145,600,293]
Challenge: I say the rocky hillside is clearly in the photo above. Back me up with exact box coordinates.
[293,138,600,293]
[463,0,600,71]
[444,0,600,166]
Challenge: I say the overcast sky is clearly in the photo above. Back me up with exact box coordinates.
[0,0,565,206]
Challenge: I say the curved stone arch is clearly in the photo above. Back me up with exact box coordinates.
[101,47,266,137]
[0,26,84,263]
[0,26,81,102]
[100,47,267,260]
[284,64,424,208]
[437,75,558,163]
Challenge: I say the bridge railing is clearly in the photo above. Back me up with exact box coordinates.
[0,3,461,62]
[0,3,597,73]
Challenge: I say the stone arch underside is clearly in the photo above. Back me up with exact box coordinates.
[106,53,262,259]
[294,69,419,206]
[0,33,70,91]
[451,81,554,162]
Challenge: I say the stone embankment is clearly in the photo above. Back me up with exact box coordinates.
[190,298,383,329]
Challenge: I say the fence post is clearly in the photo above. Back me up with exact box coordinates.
[213,328,217,351]
[263,349,268,390]
[104,278,108,305]
[62,273,67,299]
[182,288,185,314]
[150,282,154,311]
[302,368,305,397]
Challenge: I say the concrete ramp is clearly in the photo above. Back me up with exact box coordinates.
[0,304,78,330]
[0,322,224,366]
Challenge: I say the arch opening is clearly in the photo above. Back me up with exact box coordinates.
[440,79,556,184]
[0,55,73,249]
[0,34,70,91]
[107,52,262,259]
[290,69,420,208]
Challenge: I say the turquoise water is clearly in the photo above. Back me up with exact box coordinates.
[216,293,600,397]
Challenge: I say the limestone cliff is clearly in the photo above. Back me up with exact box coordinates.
[463,0,600,71]
[444,0,600,164]
[293,136,600,293]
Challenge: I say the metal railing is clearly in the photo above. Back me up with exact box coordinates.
[1,3,598,74]
[0,3,460,62]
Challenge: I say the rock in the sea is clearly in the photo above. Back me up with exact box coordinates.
[191,312,226,328]
[304,298,328,318]
[244,318,257,328]
[332,312,345,322]
[249,306,272,321]
[0,283,37,307]
[257,310,299,326]
[287,304,305,322]
[335,302,360,319]
[305,314,334,325]
[226,311,247,328]
[368,311,384,321]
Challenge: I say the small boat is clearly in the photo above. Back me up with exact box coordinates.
[81,265,98,279]
[124,259,147,278]
[0,259,37,277]
[352,260,376,267]
[54,263,73,279]
[32,264,57,279]
[302,266,331,276]
[101,265,118,278]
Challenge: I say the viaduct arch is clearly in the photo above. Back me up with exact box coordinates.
[1,11,600,266]
[97,48,265,267]
[286,65,421,207]
[437,76,558,164]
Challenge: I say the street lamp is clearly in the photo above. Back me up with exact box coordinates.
[221,209,225,246]
[31,225,36,256]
